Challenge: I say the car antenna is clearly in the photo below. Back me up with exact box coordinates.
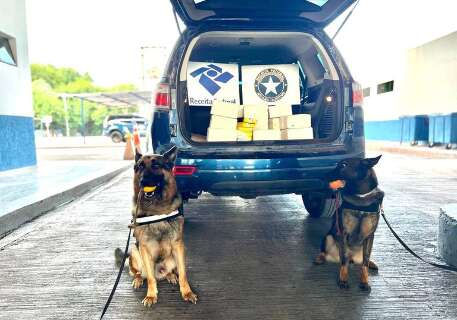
[172,8,183,36]
[332,0,361,40]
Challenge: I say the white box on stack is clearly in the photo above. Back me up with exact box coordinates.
[281,128,313,140]
[211,100,241,119]
[253,129,281,141]
[268,104,292,118]
[207,128,238,142]
[209,115,237,130]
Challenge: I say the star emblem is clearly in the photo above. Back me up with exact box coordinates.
[260,76,281,96]
[254,68,288,102]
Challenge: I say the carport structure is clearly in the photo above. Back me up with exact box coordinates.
[59,91,152,140]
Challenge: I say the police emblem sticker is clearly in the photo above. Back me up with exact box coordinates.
[254,68,288,102]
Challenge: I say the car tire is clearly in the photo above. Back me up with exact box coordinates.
[302,193,337,218]
[110,131,123,143]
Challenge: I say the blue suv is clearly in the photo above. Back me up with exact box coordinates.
[149,0,365,217]
[103,114,147,143]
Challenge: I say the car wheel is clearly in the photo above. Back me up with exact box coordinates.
[302,192,337,218]
[110,131,123,143]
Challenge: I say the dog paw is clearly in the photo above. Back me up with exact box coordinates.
[166,273,178,285]
[337,279,350,289]
[313,253,326,265]
[142,295,158,307]
[359,283,371,292]
[368,260,379,271]
[132,277,143,290]
[182,291,198,304]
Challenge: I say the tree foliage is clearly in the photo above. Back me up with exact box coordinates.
[31,64,138,136]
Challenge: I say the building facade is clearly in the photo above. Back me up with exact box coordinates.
[0,0,36,171]
[362,31,457,141]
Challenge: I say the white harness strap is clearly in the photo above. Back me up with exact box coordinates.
[355,187,381,198]
[134,209,181,226]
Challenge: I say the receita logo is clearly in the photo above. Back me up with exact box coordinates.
[190,64,234,95]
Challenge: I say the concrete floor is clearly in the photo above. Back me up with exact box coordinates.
[0,153,456,320]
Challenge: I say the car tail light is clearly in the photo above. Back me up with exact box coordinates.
[172,165,197,176]
[154,82,170,110]
[352,81,363,107]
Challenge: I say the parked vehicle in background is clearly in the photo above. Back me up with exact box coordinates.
[103,114,148,143]
[149,0,365,218]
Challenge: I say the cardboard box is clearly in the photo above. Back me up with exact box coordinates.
[243,104,268,119]
[253,129,281,141]
[207,128,237,142]
[268,118,280,130]
[210,115,237,130]
[211,100,241,119]
[281,128,314,140]
[244,105,269,130]
[237,105,244,118]
[280,114,311,129]
[268,104,292,118]
[255,113,269,130]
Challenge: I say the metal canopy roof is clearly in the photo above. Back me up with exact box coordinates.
[60,91,152,107]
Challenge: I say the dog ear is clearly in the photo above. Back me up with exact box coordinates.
[135,151,143,163]
[163,145,178,164]
[361,155,382,168]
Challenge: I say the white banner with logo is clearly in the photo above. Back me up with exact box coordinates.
[241,64,300,106]
[187,62,240,106]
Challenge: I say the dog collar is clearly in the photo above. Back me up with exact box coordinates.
[133,209,182,227]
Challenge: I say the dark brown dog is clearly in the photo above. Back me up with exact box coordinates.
[314,156,384,291]
[119,146,197,306]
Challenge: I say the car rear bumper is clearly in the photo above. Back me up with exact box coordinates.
[175,150,364,197]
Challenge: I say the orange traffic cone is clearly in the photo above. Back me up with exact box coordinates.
[123,130,134,161]
[133,127,142,154]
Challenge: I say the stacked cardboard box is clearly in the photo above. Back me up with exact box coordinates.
[244,104,283,141]
[207,100,240,142]
[279,114,313,140]
[253,129,281,141]
[244,105,269,130]
[205,100,313,142]
[268,105,313,140]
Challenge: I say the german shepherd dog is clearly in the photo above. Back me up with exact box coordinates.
[314,156,384,291]
[116,146,197,307]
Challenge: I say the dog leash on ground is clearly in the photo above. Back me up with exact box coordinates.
[99,192,183,319]
[380,207,457,273]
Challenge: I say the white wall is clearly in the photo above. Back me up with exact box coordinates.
[327,0,457,121]
[360,31,457,121]
[400,31,457,116]
[0,0,33,117]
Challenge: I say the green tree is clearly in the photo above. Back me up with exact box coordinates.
[31,63,138,136]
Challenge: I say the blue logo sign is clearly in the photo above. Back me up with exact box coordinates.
[190,64,234,95]
[254,68,288,102]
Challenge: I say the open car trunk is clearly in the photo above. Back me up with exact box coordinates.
[177,31,343,146]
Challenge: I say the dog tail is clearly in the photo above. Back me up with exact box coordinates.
[114,247,130,269]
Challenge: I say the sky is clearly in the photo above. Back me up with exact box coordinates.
[26,0,457,87]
